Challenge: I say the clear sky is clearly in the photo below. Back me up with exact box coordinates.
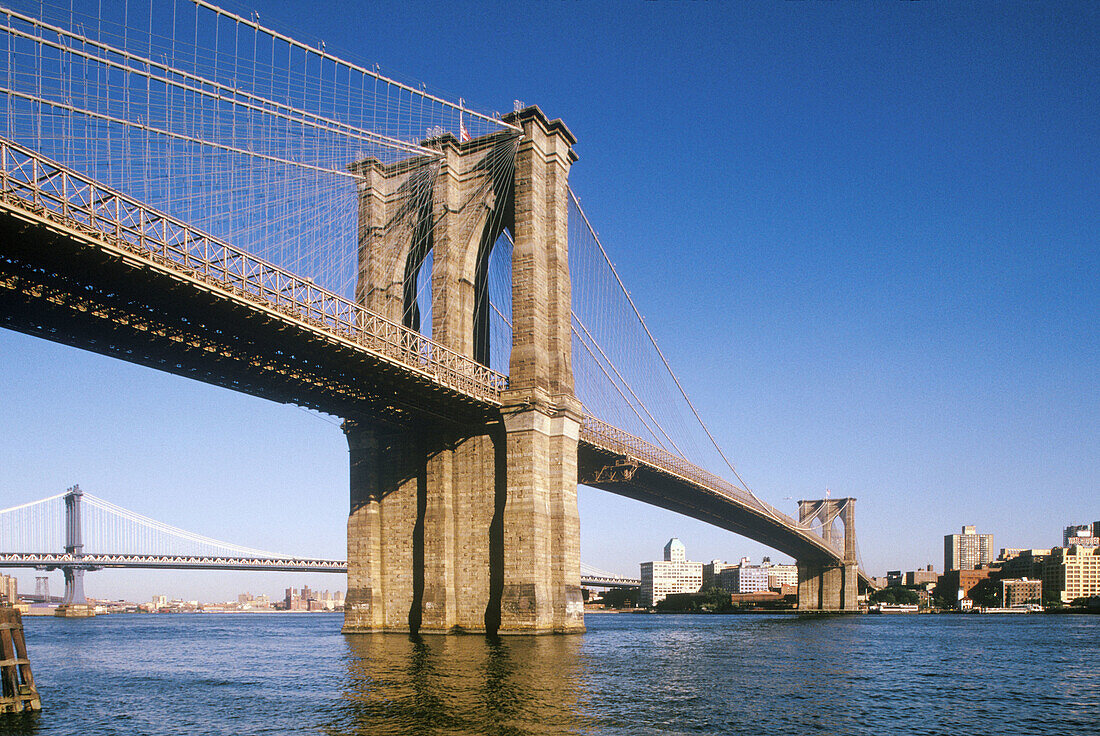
[1,0,1097,602]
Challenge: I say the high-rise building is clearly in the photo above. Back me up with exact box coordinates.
[639,538,703,607]
[0,574,16,605]
[945,525,994,571]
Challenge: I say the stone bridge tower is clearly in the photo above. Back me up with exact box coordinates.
[796,497,859,611]
[342,106,584,634]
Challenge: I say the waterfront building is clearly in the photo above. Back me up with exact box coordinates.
[320,590,343,611]
[236,592,272,609]
[937,566,992,607]
[765,563,798,589]
[1043,545,1100,603]
[151,594,168,609]
[886,570,903,587]
[702,560,735,589]
[639,538,704,607]
[1001,578,1042,607]
[284,587,320,611]
[905,565,938,587]
[945,525,994,571]
[999,549,1052,580]
[717,558,770,594]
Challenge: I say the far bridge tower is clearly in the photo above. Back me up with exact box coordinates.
[796,497,859,611]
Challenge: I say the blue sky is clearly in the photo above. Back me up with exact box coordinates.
[1,0,1097,602]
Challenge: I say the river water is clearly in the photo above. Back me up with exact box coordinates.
[2,612,1097,735]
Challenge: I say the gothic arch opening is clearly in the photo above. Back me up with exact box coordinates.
[402,183,435,338]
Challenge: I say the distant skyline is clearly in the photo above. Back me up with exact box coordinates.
[2,0,1098,601]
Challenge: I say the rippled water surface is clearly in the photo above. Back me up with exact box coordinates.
[2,612,1097,735]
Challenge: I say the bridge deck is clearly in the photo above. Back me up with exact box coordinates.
[0,138,505,425]
[0,553,638,588]
[0,553,346,573]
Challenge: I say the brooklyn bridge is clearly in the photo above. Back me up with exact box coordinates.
[0,0,869,633]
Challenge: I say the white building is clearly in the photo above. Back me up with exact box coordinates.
[640,538,703,607]
[719,563,769,593]
[945,525,994,571]
[765,563,799,589]
[1045,545,1100,603]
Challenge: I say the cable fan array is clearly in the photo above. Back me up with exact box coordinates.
[0,0,517,303]
[0,491,290,558]
[0,493,65,554]
[568,191,851,540]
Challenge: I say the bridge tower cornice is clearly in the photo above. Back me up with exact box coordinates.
[502,105,579,165]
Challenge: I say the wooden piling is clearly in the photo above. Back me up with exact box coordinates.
[0,608,40,713]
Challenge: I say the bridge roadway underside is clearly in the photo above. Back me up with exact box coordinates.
[578,444,837,564]
[0,206,495,430]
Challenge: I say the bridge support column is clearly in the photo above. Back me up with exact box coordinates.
[343,423,419,633]
[420,433,498,633]
[342,420,501,635]
[55,485,94,618]
[796,498,860,612]
[55,568,94,618]
[498,397,584,633]
[496,107,583,634]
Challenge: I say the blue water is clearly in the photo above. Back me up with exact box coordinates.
[2,612,1098,735]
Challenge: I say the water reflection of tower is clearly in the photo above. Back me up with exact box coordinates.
[332,635,592,735]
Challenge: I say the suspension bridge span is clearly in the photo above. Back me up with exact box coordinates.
[0,487,639,611]
[0,1,868,632]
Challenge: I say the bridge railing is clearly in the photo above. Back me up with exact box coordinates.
[580,416,845,558]
[0,137,509,405]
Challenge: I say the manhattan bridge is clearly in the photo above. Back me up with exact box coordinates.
[0,0,869,633]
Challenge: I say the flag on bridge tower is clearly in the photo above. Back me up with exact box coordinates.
[459,101,470,142]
